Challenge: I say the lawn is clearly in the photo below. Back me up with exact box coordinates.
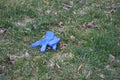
[0,0,120,80]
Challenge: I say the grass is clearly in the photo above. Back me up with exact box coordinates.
[0,0,120,80]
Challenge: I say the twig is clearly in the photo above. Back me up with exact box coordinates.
[77,63,84,71]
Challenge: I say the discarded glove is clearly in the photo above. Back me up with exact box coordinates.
[30,31,60,53]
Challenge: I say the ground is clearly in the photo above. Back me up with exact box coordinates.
[0,0,120,80]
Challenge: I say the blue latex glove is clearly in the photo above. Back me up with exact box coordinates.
[30,31,60,53]
[48,36,60,50]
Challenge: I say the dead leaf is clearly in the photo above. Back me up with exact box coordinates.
[111,3,116,11]
[0,29,6,34]
[32,24,37,30]
[70,35,76,42]
[81,23,87,28]
[87,21,95,28]
[0,66,5,72]
[109,54,115,62]
[70,1,74,6]
[104,3,116,15]
[58,21,63,27]
[24,52,30,58]
[82,21,95,29]
[73,11,77,14]
[7,54,16,65]
[99,73,105,79]
[110,9,116,14]
[104,9,115,15]
[46,10,52,14]
[7,54,15,61]
[59,41,67,49]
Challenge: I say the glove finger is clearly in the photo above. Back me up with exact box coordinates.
[40,44,47,53]
[30,40,43,48]
[44,31,54,41]
[52,44,57,51]
[48,37,60,46]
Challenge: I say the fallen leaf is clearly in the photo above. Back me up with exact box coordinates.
[81,23,87,28]
[24,52,30,58]
[109,54,115,62]
[99,73,105,79]
[7,54,16,65]
[104,3,116,15]
[87,21,95,28]
[0,66,5,72]
[59,41,67,49]
[0,29,6,34]
[111,3,116,12]
[70,1,74,6]
[73,11,77,14]
[46,10,52,14]
[70,35,76,42]
[32,24,37,30]
[58,21,63,28]
[110,9,116,14]
[104,9,116,15]
[7,54,15,61]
